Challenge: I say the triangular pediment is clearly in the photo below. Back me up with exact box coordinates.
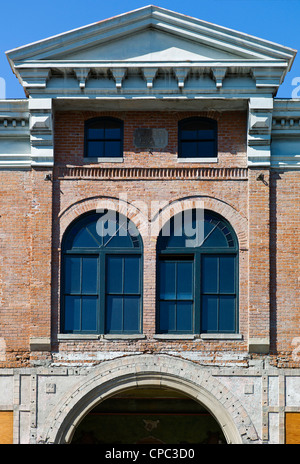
[6,5,297,97]
[7,5,296,64]
[51,28,251,62]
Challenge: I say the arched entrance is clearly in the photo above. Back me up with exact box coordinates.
[39,355,258,444]
[71,387,226,444]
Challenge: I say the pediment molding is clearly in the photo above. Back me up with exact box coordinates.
[6,6,296,63]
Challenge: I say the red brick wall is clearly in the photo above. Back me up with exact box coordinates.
[0,171,31,356]
[1,109,299,368]
[51,109,250,363]
[53,110,247,168]
[0,168,52,367]
[270,170,300,366]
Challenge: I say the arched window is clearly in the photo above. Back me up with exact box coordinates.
[84,117,123,158]
[157,210,238,334]
[178,117,217,159]
[61,211,142,334]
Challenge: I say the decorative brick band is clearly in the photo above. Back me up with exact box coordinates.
[57,166,248,181]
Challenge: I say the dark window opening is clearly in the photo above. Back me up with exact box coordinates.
[61,211,142,334]
[157,210,238,334]
[178,117,217,159]
[84,117,123,158]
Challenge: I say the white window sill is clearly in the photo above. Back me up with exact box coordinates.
[83,157,124,163]
[57,333,242,341]
[154,333,242,340]
[57,333,146,341]
[153,334,197,340]
[57,334,100,340]
[177,157,218,163]
[200,333,243,340]
[103,334,146,340]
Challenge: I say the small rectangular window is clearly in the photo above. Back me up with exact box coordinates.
[178,117,217,159]
[85,118,123,158]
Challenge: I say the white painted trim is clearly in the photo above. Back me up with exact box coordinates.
[177,157,218,163]
[200,333,243,340]
[153,334,197,340]
[83,157,123,163]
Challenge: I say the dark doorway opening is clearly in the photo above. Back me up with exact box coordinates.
[71,387,226,444]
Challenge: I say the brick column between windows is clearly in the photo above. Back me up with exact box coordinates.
[248,168,270,353]
[29,168,53,352]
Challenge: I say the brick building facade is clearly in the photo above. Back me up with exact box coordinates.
[0,6,299,444]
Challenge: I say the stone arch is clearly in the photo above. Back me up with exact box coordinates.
[58,195,149,242]
[38,355,258,445]
[150,195,248,250]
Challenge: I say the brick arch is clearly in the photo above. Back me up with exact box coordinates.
[58,195,149,242]
[38,354,259,444]
[174,110,222,122]
[151,195,248,250]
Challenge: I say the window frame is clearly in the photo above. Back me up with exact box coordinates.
[156,211,239,335]
[60,211,143,335]
[178,117,218,162]
[84,117,124,161]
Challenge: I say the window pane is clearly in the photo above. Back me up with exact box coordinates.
[123,296,140,332]
[64,296,81,332]
[81,296,98,331]
[72,226,100,248]
[86,222,102,247]
[87,128,104,139]
[202,256,218,293]
[177,261,193,299]
[159,301,176,332]
[106,257,123,294]
[219,296,236,332]
[181,129,198,140]
[64,256,81,293]
[105,127,121,139]
[198,130,215,140]
[104,141,121,157]
[104,220,133,248]
[201,295,218,332]
[198,141,215,157]
[87,141,104,157]
[106,295,123,332]
[203,227,228,248]
[160,261,176,299]
[82,256,98,294]
[219,256,235,293]
[177,302,193,331]
[124,257,140,294]
[181,141,197,157]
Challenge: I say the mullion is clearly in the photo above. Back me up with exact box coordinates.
[80,257,83,331]
[121,256,125,332]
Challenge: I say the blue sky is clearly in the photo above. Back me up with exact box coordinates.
[1,0,300,99]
